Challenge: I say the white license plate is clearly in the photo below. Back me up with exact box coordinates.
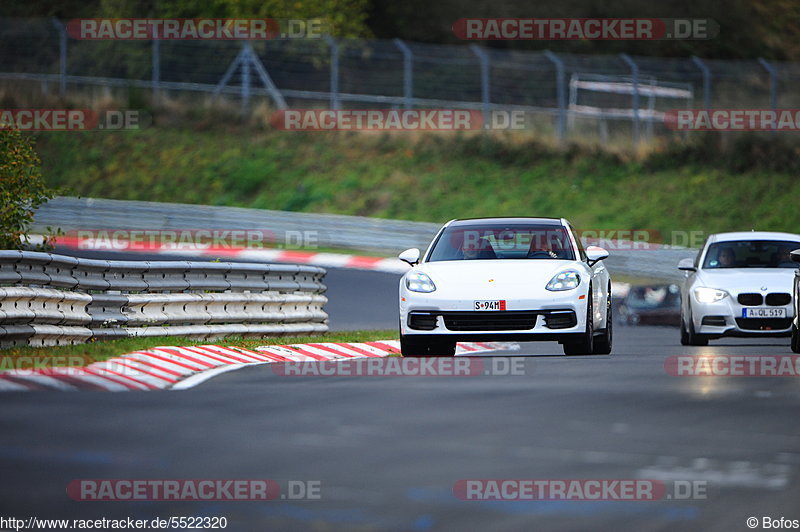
[743,307,786,318]
[474,300,506,311]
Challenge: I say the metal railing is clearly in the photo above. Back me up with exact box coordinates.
[0,250,328,347]
[33,197,696,281]
[33,196,442,254]
[1,18,798,142]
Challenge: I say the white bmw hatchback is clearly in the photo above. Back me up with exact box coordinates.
[398,217,612,356]
[678,231,800,345]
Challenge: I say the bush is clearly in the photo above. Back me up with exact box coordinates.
[643,132,800,174]
[0,127,57,250]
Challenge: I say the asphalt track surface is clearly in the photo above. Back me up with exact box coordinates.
[0,249,798,531]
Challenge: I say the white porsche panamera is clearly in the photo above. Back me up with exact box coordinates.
[678,231,800,346]
[398,217,612,356]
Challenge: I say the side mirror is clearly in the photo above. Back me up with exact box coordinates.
[399,248,420,266]
[585,246,609,266]
[678,258,696,272]
[791,249,800,263]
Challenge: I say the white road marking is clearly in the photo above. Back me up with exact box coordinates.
[171,363,268,390]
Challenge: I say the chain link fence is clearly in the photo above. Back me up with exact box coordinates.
[0,17,796,142]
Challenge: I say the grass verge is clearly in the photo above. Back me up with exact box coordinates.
[0,330,398,371]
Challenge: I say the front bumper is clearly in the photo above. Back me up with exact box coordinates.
[400,291,588,340]
[692,295,793,338]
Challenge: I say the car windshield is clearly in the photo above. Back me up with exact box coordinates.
[427,223,576,262]
[702,240,800,269]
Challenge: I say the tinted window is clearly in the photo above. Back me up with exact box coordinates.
[702,240,800,269]
[428,224,575,262]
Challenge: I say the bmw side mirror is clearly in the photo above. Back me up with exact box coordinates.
[399,248,420,266]
[585,246,609,266]
[678,258,696,271]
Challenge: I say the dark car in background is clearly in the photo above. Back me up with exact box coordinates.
[619,284,681,326]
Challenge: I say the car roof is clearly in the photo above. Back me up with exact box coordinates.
[446,217,565,227]
[708,231,800,244]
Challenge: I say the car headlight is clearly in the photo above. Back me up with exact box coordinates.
[546,270,581,291]
[406,271,436,293]
[694,287,729,303]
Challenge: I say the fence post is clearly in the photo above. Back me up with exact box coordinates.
[247,46,288,110]
[758,58,778,135]
[394,39,413,110]
[51,18,67,97]
[620,53,640,144]
[241,43,252,115]
[152,28,160,103]
[213,46,247,98]
[646,77,656,141]
[758,57,778,113]
[543,50,566,143]
[469,44,491,124]
[568,73,578,131]
[691,56,711,111]
[324,36,340,110]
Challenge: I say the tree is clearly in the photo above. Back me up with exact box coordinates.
[4,0,373,39]
[0,127,58,251]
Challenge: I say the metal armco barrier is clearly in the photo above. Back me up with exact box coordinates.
[34,197,697,281]
[0,251,328,347]
[33,196,441,253]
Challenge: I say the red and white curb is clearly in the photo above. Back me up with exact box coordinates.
[0,341,513,392]
[52,236,410,274]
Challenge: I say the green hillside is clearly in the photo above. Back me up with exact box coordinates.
[34,129,799,244]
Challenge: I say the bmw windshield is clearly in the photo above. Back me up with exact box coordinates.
[702,240,800,269]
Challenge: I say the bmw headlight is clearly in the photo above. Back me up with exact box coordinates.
[694,287,728,303]
[546,270,581,291]
[406,271,436,293]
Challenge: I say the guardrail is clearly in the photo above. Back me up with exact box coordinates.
[33,197,697,281]
[0,250,328,347]
[33,197,440,254]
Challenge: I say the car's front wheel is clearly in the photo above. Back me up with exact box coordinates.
[593,290,613,355]
[400,334,456,357]
[563,296,594,356]
[791,324,800,353]
[680,308,708,346]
